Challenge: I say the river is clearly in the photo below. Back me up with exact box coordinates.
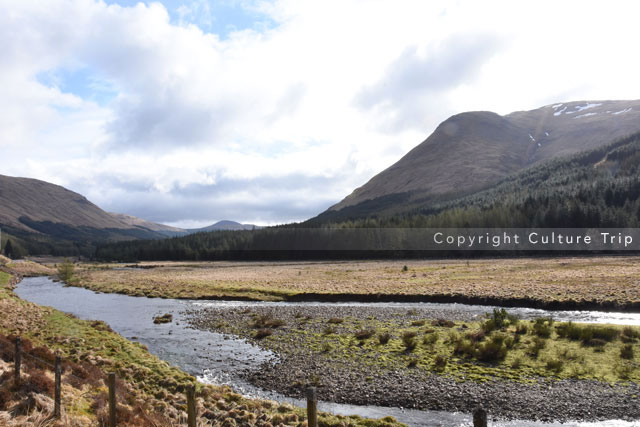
[14,277,640,427]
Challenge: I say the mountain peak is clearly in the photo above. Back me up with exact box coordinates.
[325,99,640,217]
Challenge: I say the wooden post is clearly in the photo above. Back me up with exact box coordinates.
[54,355,62,419]
[186,385,196,427]
[306,387,317,427]
[473,407,487,427]
[108,373,116,427]
[14,337,21,386]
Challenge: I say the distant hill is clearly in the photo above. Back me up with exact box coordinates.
[189,220,260,232]
[324,100,640,220]
[110,213,187,237]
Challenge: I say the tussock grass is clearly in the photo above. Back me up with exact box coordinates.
[238,310,640,385]
[71,257,640,309]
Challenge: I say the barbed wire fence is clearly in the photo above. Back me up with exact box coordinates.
[0,336,198,427]
[0,336,488,427]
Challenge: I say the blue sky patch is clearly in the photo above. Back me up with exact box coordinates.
[103,0,275,38]
[37,66,118,106]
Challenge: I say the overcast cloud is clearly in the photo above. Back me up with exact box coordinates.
[1,0,640,227]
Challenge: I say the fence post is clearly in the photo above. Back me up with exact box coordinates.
[54,355,62,419]
[108,373,116,427]
[306,387,317,427]
[187,385,196,427]
[14,337,21,386]
[473,407,487,427]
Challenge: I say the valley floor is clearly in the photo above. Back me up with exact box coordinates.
[74,256,640,311]
[0,261,398,426]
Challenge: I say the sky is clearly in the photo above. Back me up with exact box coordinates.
[2,1,640,228]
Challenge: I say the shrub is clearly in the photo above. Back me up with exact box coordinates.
[29,346,56,365]
[433,355,448,371]
[26,367,54,394]
[453,339,475,358]
[407,357,418,368]
[466,330,485,343]
[558,348,580,361]
[504,336,515,349]
[482,308,519,332]
[621,327,640,343]
[57,259,75,282]
[515,324,529,335]
[0,388,11,410]
[445,330,460,344]
[587,326,619,342]
[431,319,455,328]
[556,323,619,345]
[583,338,607,348]
[411,320,425,326]
[528,337,547,359]
[476,339,508,362]
[354,329,375,341]
[533,318,553,338]
[378,332,391,345]
[423,332,439,346]
[323,326,336,335]
[254,329,273,339]
[620,344,634,360]
[455,333,510,363]
[617,362,634,380]
[251,315,285,329]
[546,358,564,373]
[402,331,417,352]
[327,318,344,324]
[555,322,582,340]
[511,357,522,369]
[402,265,408,272]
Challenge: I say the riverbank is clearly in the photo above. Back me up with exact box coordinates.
[0,264,402,425]
[71,256,640,312]
[185,304,640,423]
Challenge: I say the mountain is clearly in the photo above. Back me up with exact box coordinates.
[0,174,173,256]
[189,220,260,232]
[325,100,640,219]
[0,174,133,232]
[110,213,187,237]
[0,174,263,256]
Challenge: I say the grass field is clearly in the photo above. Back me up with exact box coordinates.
[73,256,640,308]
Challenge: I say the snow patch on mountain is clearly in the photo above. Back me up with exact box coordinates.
[575,112,598,119]
[554,106,567,116]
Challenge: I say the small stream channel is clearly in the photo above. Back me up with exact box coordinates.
[15,277,640,427]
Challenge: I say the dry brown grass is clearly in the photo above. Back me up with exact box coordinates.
[5,261,54,277]
[74,256,640,306]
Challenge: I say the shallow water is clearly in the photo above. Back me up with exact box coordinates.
[15,277,640,427]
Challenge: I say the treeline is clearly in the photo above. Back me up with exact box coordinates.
[94,132,640,262]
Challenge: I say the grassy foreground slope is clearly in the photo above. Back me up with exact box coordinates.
[0,263,401,426]
[74,257,640,310]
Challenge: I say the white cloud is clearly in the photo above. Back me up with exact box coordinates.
[2,0,640,225]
